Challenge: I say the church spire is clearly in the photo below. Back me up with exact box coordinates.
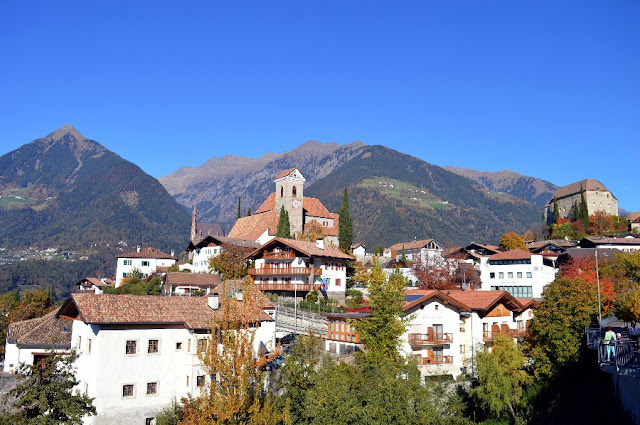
[191,204,198,242]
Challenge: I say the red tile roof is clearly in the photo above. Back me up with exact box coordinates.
[117,247,175,259]
[228,210,279,241]
[166,272,222,288]
[489,249,532,261]
[303,197,333,219]
[7,308,72,346]
[59,293,272,330]
[255,193,276,214]
[403,289,471,312]
[275,168,297,180]
[245,237,353,261]
[388,239,436,252]
[447,290,523,312]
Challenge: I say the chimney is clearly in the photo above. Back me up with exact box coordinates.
[171,250,175,257]
[316,238,324,250]
[208,293,219,310]
[136,246,141,253]
[235,290,244,302]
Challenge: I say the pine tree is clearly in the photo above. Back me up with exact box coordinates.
[277,206,290,238]
[553,197,559,223]
[579,186,589,231]
[247,208,251,217]
[237,197,241,219]
[338,186,353,250]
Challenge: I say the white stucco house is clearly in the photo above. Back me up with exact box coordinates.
[479,249,557,299]
[186,235,260,274]
[3,308,72,374]
[244,237,353,303]
[386,239,444,264]
[55,291,275,425]
[115,247,177,287]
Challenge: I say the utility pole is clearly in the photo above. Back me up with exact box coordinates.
[596,250,602,325]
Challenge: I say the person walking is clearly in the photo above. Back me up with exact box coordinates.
[604,327,617,361]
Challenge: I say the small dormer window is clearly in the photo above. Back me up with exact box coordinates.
[292,186,297,197]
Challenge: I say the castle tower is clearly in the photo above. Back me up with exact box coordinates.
[274,169,306,236]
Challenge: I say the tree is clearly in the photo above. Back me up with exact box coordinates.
[471,334,532,423]
[338,186,353,250]
[7,350,96,424]
[589,211,614,236]
[276,206,291,238]
[299,221,326,242]
[413,256,480,290]
[499,232,527,251]
[525,277,598,379]
[247,208,251,217]
[553,197,559,223]
[352,261,407,363]
[578,186,589,232]
[615,284,640,323]
[181,280,289,425]
[208,244,251,280]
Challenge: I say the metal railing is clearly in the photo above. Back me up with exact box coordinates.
[248,267,322,276]
[408,333,453,347]
[416,355,453,365]
[256,282,321,292]
[597,340,640,376]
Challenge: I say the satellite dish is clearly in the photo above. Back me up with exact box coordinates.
[461,283,468,291]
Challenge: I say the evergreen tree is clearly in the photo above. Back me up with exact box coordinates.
[338,186,353,250]
[553,197,559,223]
[277,206,291,238]
[247,208,251,217]
[578,186,589,231]
[237,197,242,219]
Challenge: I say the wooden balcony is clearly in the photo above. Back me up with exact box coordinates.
[408,333,453,347]
[416,355,453,365]
[256,283,321,292]
[248,267,322,276]
[483,328,526,341]
[263,250,296,260]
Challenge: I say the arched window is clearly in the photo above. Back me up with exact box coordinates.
[292,186,297,197]
[280,187,284,197]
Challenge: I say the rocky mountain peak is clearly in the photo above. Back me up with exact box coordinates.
[46,125,87,142]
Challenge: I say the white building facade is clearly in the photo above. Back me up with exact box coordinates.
[115,247,176,287]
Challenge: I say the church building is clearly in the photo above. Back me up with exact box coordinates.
[228,168,339,246]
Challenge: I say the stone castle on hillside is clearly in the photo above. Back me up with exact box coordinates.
[544,179,618,224]
[228,168,339,246]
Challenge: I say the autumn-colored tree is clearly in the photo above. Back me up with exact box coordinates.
[560,256,616,314]
[523,230,537,243]
[413,256,479,290]
[550,222,573,240]
[525,277,598,379]
[613,251,640,284]
[299,221,326,242]
[471,334,532,423]
[180,280,289,425]
[570,220,586,240]
[208,244,252,280]
[499,232,527,251]
[588,211,614,236]
[615,284,640,323]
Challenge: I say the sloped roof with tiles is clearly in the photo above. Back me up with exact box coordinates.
[58,293,272,330]
[117,247,175,259]
[245,237,353,261]
[228,210,279,242]
[447,290,523,313]
[7,308,72,347]
[489,249,532,261]
[549,179,614,202]
[388,239,437,252]
[303,197,334,219]
[275,168,298,180]
[166,272,222,288]
[402,289,471,312]
[189,235,259,251]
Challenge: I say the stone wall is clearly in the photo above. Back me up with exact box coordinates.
[611,373,640,425]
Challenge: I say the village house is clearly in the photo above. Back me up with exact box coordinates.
[228,168,340,246]
[543,178,618,225]
[577,236,640,253]
[115,247,177,287]
[479,249,557,298]
[55,291,275,425]
[525,239,575,259]
[74,277,114,294]
[244,237,352,303]
[186,235,259,273]
[3,308,72,374]
[386,239,444,265]
[164,272,222,295]
[350,243,366,262]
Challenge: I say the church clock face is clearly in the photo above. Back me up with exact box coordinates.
[292,199,301,209]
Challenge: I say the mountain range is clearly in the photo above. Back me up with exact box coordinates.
[0,126,190,252]
[161,142,555,247]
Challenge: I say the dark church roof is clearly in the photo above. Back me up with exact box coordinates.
[195,223,225,239]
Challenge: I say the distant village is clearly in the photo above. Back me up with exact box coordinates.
[4,168,640,424]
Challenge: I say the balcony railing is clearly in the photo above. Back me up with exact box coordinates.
[248,267,322,276]
[416,355,453,365]
[408,333,453,347]
[263,251,296,260]
[483,329,527,341]
[256,283,322,292]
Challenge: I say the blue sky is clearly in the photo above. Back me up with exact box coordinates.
[1,1,638,210]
